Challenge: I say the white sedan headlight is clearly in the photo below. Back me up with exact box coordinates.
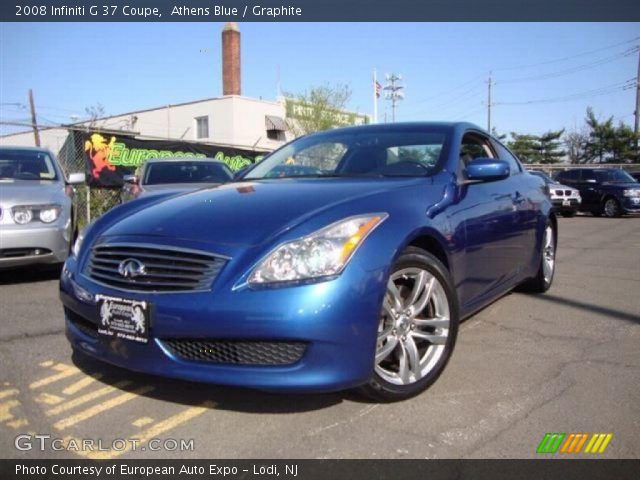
[39,205,62,223]
[11,206,33,224]
[249,213,388,285]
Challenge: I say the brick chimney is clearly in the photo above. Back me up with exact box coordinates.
[222,22,241,96]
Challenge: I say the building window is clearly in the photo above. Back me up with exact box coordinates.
[195,116,209,139]
[267,129,285,141]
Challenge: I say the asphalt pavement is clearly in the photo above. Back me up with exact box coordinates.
[0,216,638,459]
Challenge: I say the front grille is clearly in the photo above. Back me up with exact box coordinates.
[565,190,572,196]
[65,308,99,338]
[0,248,52,258]
[85,243,225,292]
[554,190,564,196]
[162,339,307,366]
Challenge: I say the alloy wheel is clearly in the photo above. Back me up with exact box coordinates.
[604,198,619,217]
[375,268,450,385]
[542,225,555,284]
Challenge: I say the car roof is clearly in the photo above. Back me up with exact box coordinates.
[310,121,484,137]
[144,157,227,165]
[0,145,54,154]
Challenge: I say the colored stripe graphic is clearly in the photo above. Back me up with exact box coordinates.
[584,433,613,454]
[537,433,566,453]
[538,433,613,454]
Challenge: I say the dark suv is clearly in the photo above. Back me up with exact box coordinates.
[554,168,640,217]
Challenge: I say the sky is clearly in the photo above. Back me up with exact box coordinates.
[1,22,639,138]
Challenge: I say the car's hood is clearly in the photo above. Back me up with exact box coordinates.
[549,182,576,191]
[103,177,425,247]
[601,182,639,189]
[141,183,221,193]
[0,179,64,205]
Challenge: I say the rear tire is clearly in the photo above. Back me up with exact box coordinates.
[520,221,556,293]
[359,247,459,402]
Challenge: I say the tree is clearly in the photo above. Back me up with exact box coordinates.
[537,129,565,164]
[564,128,589,164]
[490,127,507,142]
[583,107,615,163]
[507,133,540,164]
[286,83,354,136]
[84,103,105,128]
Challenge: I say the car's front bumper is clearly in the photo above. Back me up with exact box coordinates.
[621,196,640,213]
[551,197,580,211]
[60,253,384,392]
[0,222,70,268]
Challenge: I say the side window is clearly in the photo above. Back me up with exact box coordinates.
[460,133,494,169]
[582,170,596,182]
[557,170,577,183]
[494,142,522,175]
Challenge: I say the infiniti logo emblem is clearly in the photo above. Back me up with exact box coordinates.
[117,258,147,278]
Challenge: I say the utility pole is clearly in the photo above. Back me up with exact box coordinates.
[28,89,40,147]
[383,73,405,122]
[634,49,639,154]
[487,73,493,132]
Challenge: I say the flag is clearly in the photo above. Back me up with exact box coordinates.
[375,80,382,98]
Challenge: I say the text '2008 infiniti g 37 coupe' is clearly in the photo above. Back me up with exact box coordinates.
[60,122,556,401]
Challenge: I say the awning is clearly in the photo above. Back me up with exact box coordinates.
[265,115,288,131]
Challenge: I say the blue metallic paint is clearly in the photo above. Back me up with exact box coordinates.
[60,122,553,392]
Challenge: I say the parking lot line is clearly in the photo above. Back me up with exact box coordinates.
[72,401,215,459]
[62,373,104,395]
[132,416,154,427]
[30,364,81,390]
[46,380,133,416]
[0,388,19,400]
[35,393,65,406]
[0,399,20,422]
[53,385,154,430]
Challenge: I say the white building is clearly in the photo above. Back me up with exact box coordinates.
[0,95,291,154]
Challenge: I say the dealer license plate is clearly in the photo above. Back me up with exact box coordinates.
[96,294,150,344]
[562,200,570,206]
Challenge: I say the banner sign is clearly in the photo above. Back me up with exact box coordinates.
[76,130,264,188]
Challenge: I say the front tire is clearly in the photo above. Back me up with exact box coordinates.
[602,197,621,218]
[360,247,459,402]
[520,221,556,293]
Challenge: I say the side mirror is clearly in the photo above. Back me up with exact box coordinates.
[465,158,510,182]
[67,173,85,185]
[123,175,138,185]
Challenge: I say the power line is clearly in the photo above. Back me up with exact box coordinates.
[497,46,639,85]
[495,78,636,106]
[492,36,640,72]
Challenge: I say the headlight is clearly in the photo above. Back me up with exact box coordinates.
[39,205,62,223]
[72,228,86,257]
[248,213,388,285]
[623,189,640,197]
[11,206,33,224]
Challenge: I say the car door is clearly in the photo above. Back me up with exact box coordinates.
[575,170,601,209]
[448,131,526,308]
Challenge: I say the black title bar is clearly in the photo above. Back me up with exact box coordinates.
[2,0,640,22]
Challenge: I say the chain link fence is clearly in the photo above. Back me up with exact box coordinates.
[57,128,122,229]
[54,127,640,230]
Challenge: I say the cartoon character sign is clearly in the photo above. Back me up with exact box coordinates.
[131,306,146,334]
[100,301,112,327]
[84,133,117,180]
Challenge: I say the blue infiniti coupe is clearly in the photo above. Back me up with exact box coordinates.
[60,122,556,401]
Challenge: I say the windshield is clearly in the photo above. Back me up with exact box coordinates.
[593,169,637,184]
[530,171,553,184]
[0,150,59,181]
[244,128,449,180]
[143,161,233,185]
